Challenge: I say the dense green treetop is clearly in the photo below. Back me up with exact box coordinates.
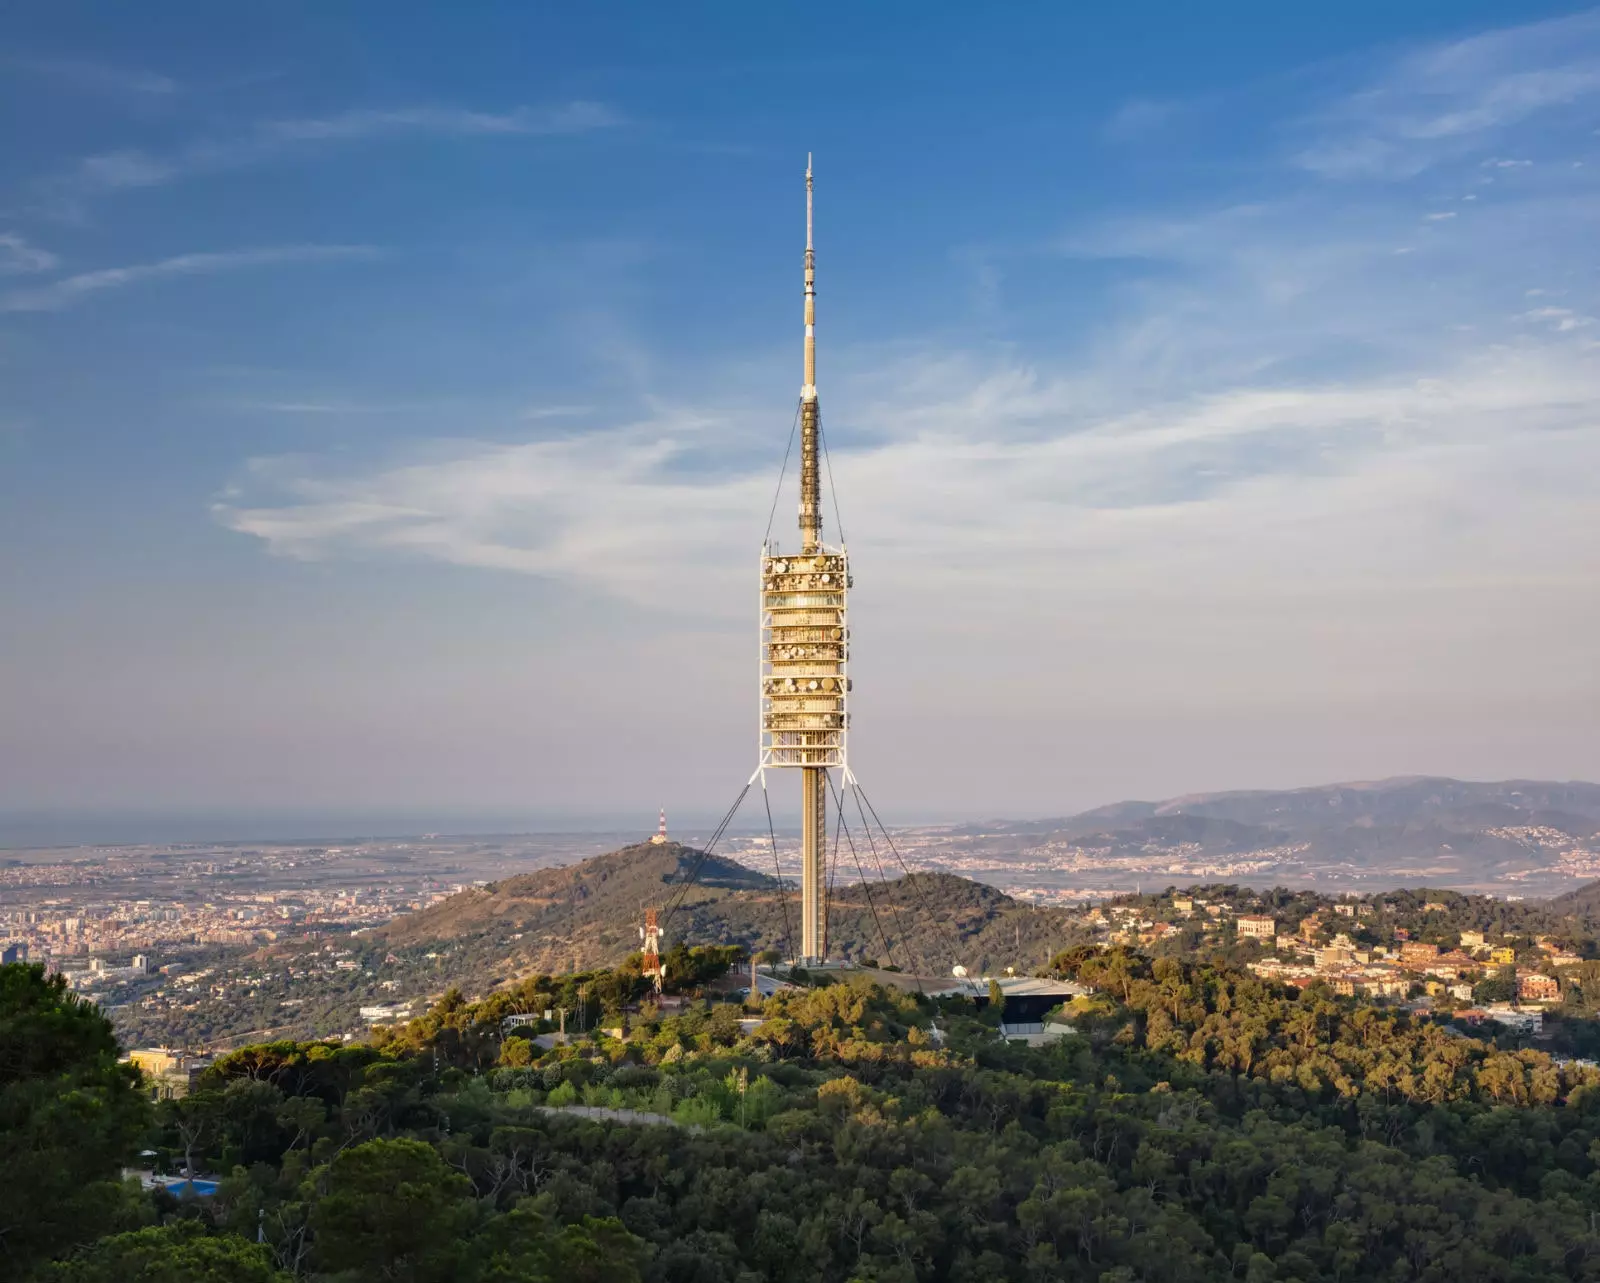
[0,964,150,1277]
[41,1222,286,1283]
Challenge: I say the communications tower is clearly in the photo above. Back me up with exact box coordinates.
[639,908,664,993]
[759,156,849,964]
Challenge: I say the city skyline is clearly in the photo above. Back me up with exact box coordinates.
[4,4,1599,825]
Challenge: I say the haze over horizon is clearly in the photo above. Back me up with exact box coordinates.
[5,4,1599,824]
[7,770,1600,854]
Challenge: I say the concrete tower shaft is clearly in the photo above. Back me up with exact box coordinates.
[801,760,826,960]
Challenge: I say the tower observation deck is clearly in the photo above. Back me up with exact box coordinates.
[759,156,848,964]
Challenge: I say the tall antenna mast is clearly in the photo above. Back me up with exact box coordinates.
[759,155,848,966]
[800,152,820,551]
[796,153,824,962]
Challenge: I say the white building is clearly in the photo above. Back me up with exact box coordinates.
[1238,915,1276,940]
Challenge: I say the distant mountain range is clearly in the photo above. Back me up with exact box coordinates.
[949,777,1600,891]
[1066,777,1600,832]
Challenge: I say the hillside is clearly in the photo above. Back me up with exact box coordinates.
[1552,878,1600,915]
[950,777,1600,888]
[376,840,1074,980]
[380,842,770,945]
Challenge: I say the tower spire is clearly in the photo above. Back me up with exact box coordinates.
[804,153,815,400]
[799,154,821,551]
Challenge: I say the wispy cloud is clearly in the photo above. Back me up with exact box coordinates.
[1519,306,1596,331]
[212,337,1600,612]
[0,245,377,313]
[7,55,177,96]
[0,232,57,274]
[230,400,431,416]
[41,100,624,203]
[1295,9,1600,178]
[1102,97,1180,142]
[259,102,622,143]
[66,150,177,193]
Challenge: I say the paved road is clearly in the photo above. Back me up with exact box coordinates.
[536,1104,693,1129]
[751,971,801,997]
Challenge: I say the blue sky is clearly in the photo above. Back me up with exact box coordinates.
[3,3,1598,829]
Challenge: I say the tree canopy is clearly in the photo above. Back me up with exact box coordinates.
[15,946,1600,1281]
[0,963,150,1276]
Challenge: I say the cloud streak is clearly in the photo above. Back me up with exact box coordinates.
[1102,97,1180,142]
[0,232,57,274]
[1295,8,1600,178]
[0,245,378,312]
[259,102,622,143]
[41,100,624,202]
[212,339,1600,617]
[7,55,176,96]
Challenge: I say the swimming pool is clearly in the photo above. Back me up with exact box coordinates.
[160,1178,218,1197]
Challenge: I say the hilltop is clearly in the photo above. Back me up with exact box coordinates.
[375,839,1072,981]
[378,841,771,959]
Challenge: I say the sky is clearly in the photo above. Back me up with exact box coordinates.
[2,3,1599,835]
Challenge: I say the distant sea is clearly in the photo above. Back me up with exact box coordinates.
[0,810,688,849]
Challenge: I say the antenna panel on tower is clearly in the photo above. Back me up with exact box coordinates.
[758,547,850,768]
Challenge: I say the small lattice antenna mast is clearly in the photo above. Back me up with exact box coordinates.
[640,907,663,994]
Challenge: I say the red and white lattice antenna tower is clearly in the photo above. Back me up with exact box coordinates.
[640,907,664,993]
[651,808,668,845]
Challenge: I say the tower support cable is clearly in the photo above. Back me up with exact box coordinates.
[828,771,909,974]
[817,412,847,550]
[763,399,803,547]
[849,774,980,994]
[661,773,756,934]
[828,782,895,969]
[823,789,846,957]
[760,771,796,965]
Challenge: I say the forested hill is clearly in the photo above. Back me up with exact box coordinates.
[19,938,1600,1282]
[1552,878,1600,915]
[378,842,773,948]
[375,840,1073,981]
